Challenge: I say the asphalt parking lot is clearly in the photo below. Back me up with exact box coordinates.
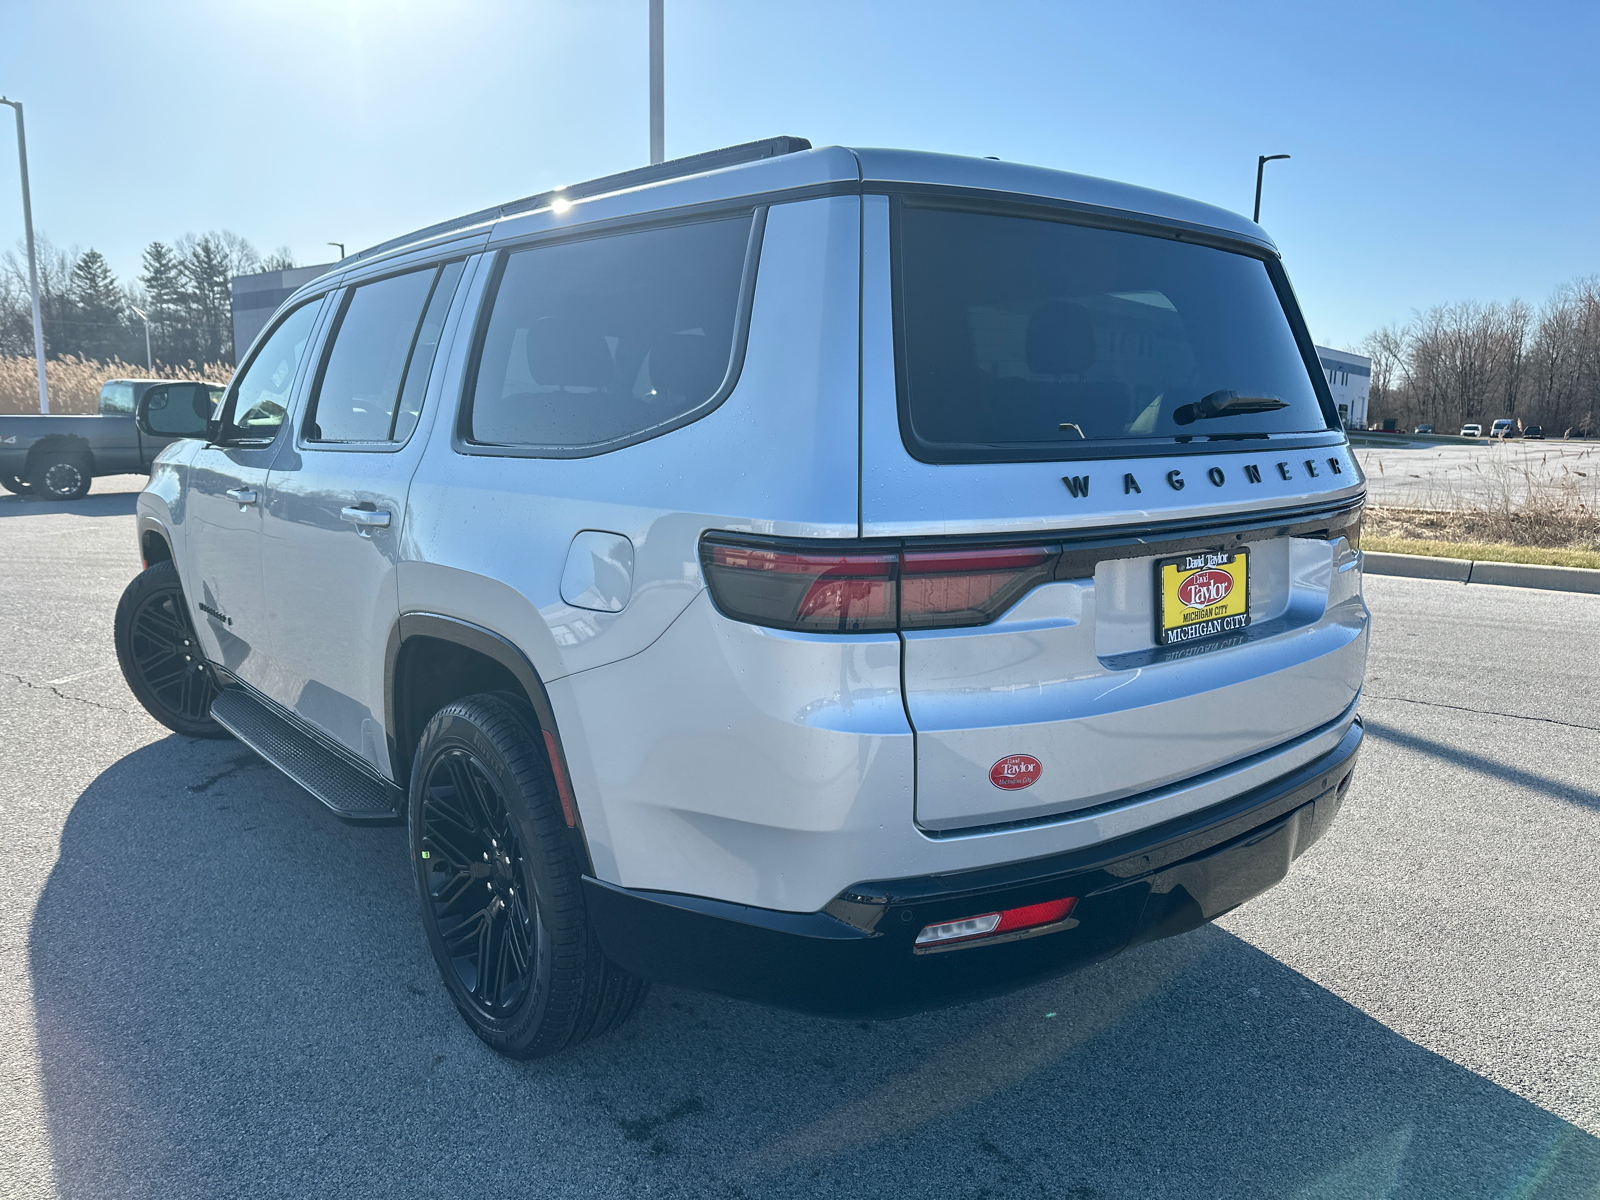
[2,477,1597,1199]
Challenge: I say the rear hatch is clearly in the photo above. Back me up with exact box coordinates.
[860,195,1368,832]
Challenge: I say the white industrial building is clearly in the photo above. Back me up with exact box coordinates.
[1314,345,1370,428]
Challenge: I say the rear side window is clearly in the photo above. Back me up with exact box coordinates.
[895,206,1333,462]
[464,215,753,454]
[307,261,465,443]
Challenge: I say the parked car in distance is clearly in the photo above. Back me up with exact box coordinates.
[0,378,226,499]
[1490,418,1515,439]
[1461,423,1483,437]
[117,138,1369,1058]
[1414,424,1434,434]
[1524,425,1544,440]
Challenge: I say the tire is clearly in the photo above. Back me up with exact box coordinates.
[409,693,648,1058]
[0,471,31,496]
[113,560,229,738]
[30,452,92,500]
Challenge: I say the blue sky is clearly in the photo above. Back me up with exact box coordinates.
[2,0,1596,350]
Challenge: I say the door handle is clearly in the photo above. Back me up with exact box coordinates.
[225,487,258,507]
[340,506,392,537]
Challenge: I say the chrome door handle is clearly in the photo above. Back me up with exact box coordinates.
[225,487,258,506]
[340,506,392,537]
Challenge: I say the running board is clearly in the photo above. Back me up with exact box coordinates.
[210,687,405,824]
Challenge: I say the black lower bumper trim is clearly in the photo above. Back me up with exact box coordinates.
[584,719,1362,1017]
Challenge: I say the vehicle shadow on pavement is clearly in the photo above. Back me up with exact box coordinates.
[0,491,138,520]
[29,736,1600,1200]
[1364,717,1600,812]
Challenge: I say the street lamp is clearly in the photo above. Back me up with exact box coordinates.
[0,97,49,413]
[649,0,664,164]
[129,304,153,371]
[327,241,345,259]
[1253,154,1290,224]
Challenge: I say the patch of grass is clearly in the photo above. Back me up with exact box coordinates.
[1365,536,1600,570]
[1366,503,1599,552]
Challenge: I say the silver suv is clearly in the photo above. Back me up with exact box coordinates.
[115,138,1368,1058]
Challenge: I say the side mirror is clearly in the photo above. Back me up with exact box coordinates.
[137,382,212,439]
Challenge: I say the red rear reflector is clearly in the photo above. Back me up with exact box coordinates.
[914,896,1077,947]
[542,730,576,827]
[995,896,1076,932]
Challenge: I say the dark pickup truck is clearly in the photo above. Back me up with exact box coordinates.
[0,378,225,500]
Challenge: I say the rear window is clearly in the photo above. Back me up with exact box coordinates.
[98,382,135,415]
[895,206,1333,462]
[464,215,754,455]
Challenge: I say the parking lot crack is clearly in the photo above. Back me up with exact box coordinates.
[2,669,132,716]
[1367,692,1600,733]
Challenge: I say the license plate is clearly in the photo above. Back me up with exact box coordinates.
[1155,549,1250,646]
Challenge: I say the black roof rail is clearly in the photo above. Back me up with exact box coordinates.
[351,135,812,264]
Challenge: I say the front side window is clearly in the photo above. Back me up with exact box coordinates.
[306,261,463,443]
[228,301,322,442]
[895,206,1333,461]
[465,215,753,453]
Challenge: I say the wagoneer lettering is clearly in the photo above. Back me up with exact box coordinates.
[117,138,1367,1058]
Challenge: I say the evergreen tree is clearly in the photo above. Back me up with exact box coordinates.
[68,249,127,360]
[179,234,233,363]
[139,241,188,363]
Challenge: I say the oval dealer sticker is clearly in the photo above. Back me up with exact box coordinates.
[989,754,1042,790]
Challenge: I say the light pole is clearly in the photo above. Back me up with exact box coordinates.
[649,0,664,164]
[129,304,153,371]
[1253,154,1290,224]
[327,241,345,259]
[0,97,49,413]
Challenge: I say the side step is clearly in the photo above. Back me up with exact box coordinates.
[210,687,405,824]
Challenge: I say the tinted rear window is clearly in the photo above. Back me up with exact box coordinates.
[895,207,1332,461]
[465,216,753,454]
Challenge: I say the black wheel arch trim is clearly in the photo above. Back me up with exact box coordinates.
[391,612,593,873]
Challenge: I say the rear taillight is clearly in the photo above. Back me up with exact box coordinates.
[702,544,898,632]
[701,536,1059,633]
[900,546,1055,629]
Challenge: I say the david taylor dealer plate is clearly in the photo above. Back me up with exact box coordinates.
[1155,549,1249,646]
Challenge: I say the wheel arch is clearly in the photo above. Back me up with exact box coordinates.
[25,434,96,476]
[389,613,592,872]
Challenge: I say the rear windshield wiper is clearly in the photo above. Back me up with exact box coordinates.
[1172,390,1288,425]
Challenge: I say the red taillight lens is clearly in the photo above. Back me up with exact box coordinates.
[701,537,1059,633]
[900,546,1055,628]
[703,544,898,633]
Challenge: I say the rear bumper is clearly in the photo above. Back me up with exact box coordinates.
[584,718,1361,1017]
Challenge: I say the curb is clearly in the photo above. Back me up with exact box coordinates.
[1363,551,1600,595]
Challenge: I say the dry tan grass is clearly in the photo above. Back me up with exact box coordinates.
[1366,501,1600,551]
[0,355,233,415]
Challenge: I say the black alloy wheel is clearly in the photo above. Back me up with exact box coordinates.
[31,454,91,500]
[113,560,228,738]
[420,747,538,1017]
[0,471,31,495]
[409,693,648,1058]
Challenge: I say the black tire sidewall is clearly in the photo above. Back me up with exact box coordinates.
[408,695,579,1057]
[0,472,31,495]
[113,560,228,738]
[31,454,91,500]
